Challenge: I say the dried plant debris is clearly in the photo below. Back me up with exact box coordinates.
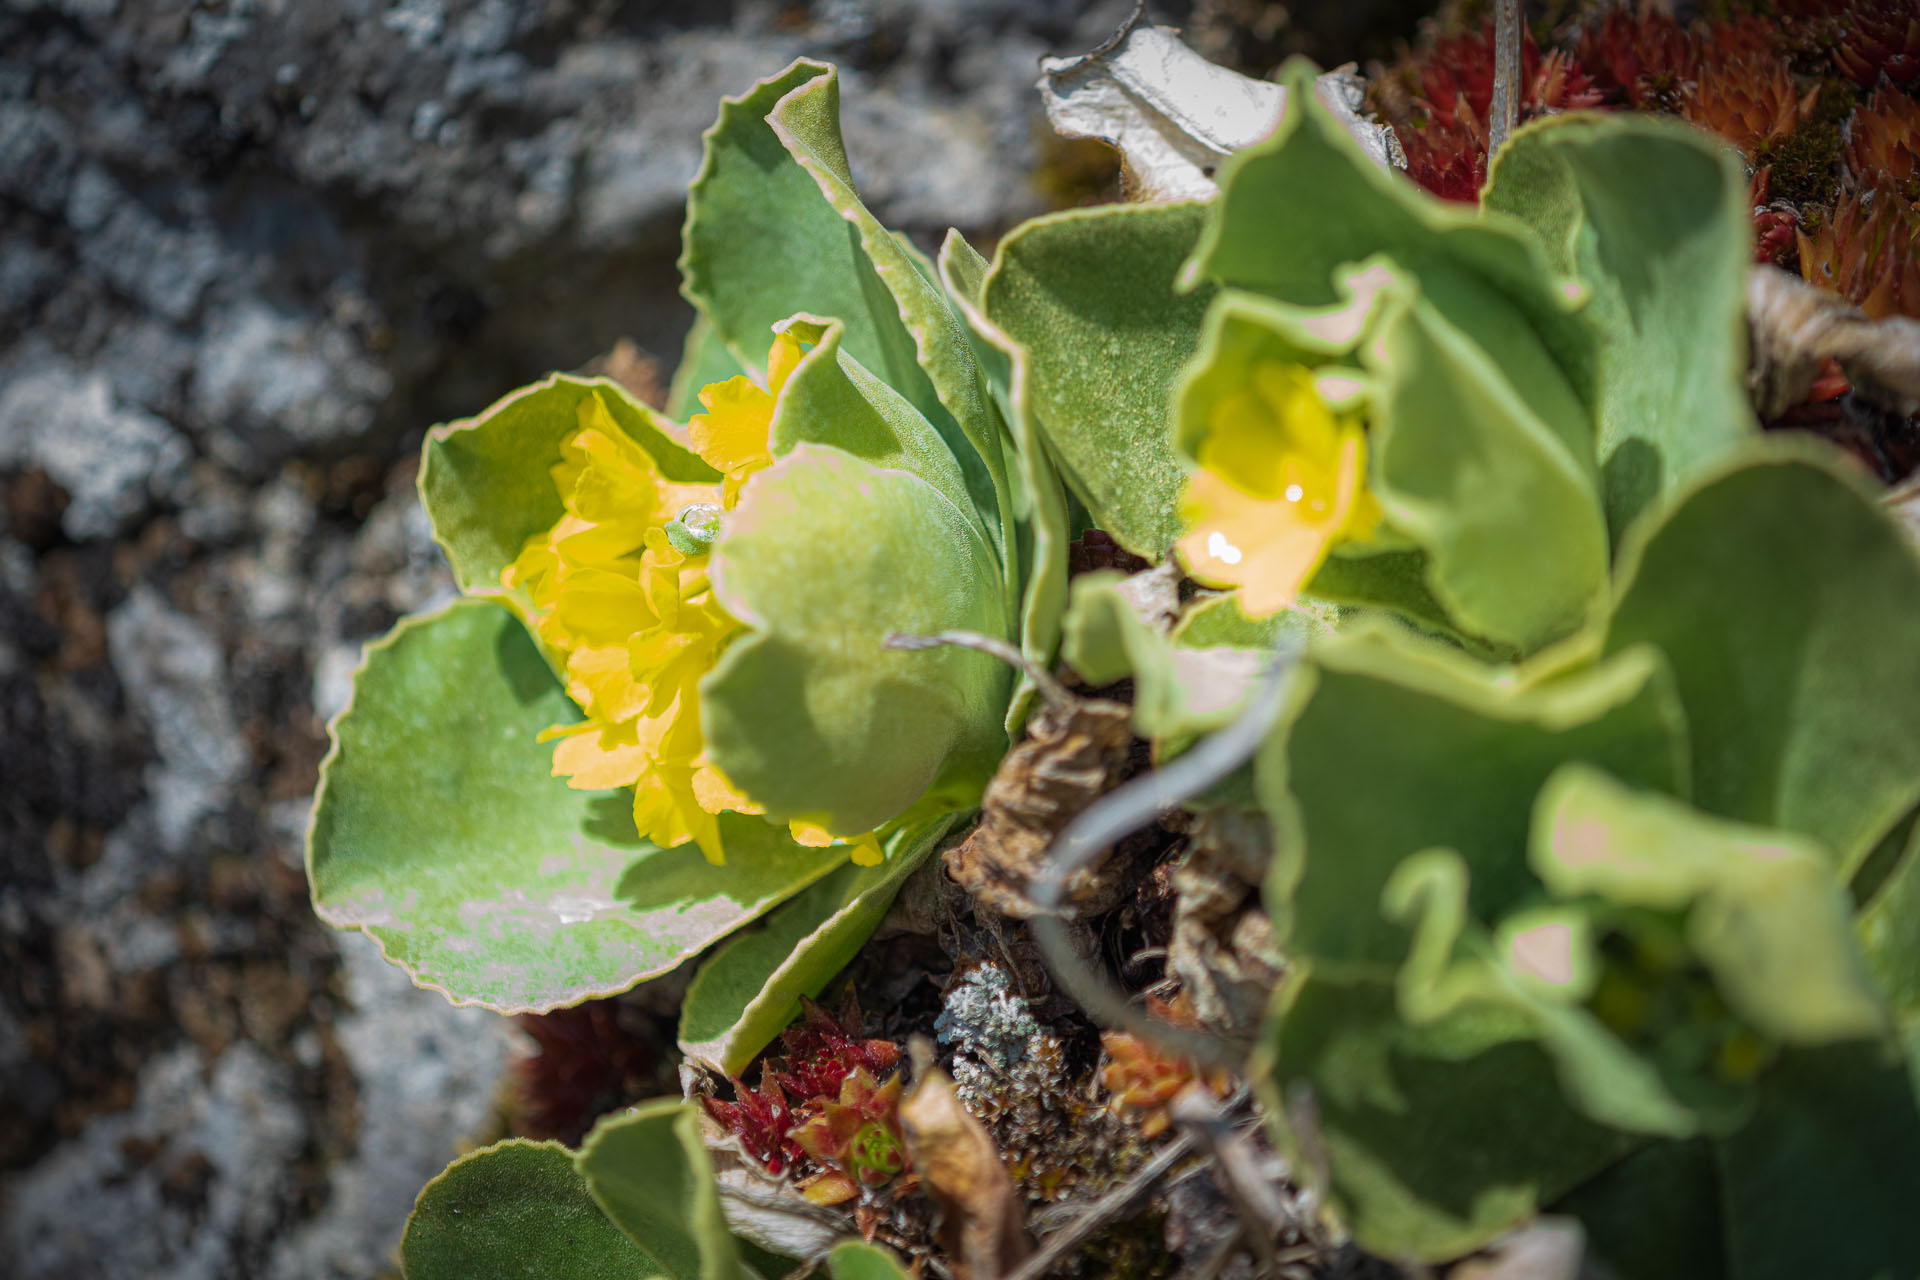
[942,681,1137,921]
[936,964,1144,1203]
[1748,266,1920,417]
[1040,11,1399,201]
[901,1037,1035,1280]
[1168,808,1286,1036]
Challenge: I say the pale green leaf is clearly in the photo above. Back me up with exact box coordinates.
[307,600,844,1012]
[1530,765,1885,1047]
[1258,622,1688,974]
[1184,60,1596,472]
[1362,281,1610,653]
[679,814,958,1074]
[768,315,982,543]
[578,1100,745,1280]
[705,444,1011,834]
[1605,447,1920,875]
[982,203,1216,558]
[421,375,715,596]
[767,69,1013,579]
[1484,114,1754,535]
[939,228,1071,737]
[402,1140,663,1280]
[826,1241,912,1280]
[1261,974,1635,1263]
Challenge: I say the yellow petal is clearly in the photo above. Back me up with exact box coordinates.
[690,376,775,475]
[551,723,648,790]
[766,329,805,394]
[566,643,651,723]
[554,567,655,645]
[1178,468,1336,618]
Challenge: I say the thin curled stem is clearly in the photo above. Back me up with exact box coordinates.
[1026,643,1300,1070]
[1489,0,1523,156]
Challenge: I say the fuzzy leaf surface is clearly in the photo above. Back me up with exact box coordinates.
[1484,115,1753,535]
[982,203,1215,558]
[706,444,1011,834]
[1605,449,1920,876]
[679,814,957,1073]
[402,1140,662,1279]
[421,375,715,597]
[307,600,843,1011]
[578,1100,744,1280]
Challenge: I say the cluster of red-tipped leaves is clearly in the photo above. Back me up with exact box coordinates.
[511,1002,658,1145]
[1098,996,1233,1140]
[702,997,910,1205]
[1372,1,1920,322]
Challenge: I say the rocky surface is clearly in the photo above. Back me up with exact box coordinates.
[0,1,1143,1275]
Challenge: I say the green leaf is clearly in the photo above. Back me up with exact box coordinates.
[1716,1042,1920,1280]
[679,813,958,1073]
[668,315,747,421]
[1061,570,1295,741]
[308,600,844,1011]
[1530,765,1886,1047]
[705,444,1011,834]
[402,1140,663,1280]
[1361,279,1609,653]
[1857,815,1920,1095]
[982,203,1216,558]
[1554,1140,1727,1280]
[578,1100,745,1280]
[1261,974,1636,1263]
[826,1241,912,1280]
[767,69,1013,578]
[768,315,983,543]
[421,375,716,596]
[1484,114,1754,535]
[1258,622,1688,975]
[1171,591,1322,649]
[939,228,1071,736]
[1605,447,1920,876]
[1184,60,1596,467]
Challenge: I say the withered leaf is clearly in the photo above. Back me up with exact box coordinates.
[899,1039,1032,1280]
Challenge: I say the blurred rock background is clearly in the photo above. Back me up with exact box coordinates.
[0,0,1424,1275]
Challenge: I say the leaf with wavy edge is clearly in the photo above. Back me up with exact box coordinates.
[579,1100,750,1280]
[307,599,844,1012]
[1183,61,1595,492]
[826,1241,912,1280]
[766,67,1014,587]
[768,314,982,545]
[402,1139,664,1279]
[982,202,1215,558]
[1484,114,1753,536]
[706,444,1011,835]
[421,375,715,599]
[938,228,1070,735]
[1256,621,1688,974]
[679,813,959,1074]
[1605,446,1920,876]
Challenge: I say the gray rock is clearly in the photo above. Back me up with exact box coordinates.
[0,360,191,539]
[105,586,249,851]
[266,932,521,1280]
[4,1043,306,1280]
[191,302,394,446]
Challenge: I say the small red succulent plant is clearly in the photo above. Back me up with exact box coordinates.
[701,997,911,1206]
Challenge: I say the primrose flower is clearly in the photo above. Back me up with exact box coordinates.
[505,331,883,866]
[1176,361,1381,617]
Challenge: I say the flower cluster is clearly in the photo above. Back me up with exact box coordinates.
[702,998,909,1205]
[1099,996,1234,1140]
[1175,360,1381,618]
[505,332,880,865]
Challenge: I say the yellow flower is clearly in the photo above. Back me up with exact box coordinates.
[689,329,803,507]
[1176,361,1381,618]
[504,357,884,867]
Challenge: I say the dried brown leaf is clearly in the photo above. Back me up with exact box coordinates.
[899,1038,1033,1280]
[1749,266,1920,417]
[942,692,1135,920]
